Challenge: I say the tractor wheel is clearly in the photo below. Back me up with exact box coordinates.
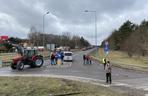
[17,61,24,70]
[11,63,17,70]
[34,58,44,67]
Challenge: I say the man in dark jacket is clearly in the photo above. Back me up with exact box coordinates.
[83,54,86,64]
[105,61,112,84]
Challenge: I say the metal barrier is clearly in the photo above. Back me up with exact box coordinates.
[2,61,11,67]
[0,60,2,67]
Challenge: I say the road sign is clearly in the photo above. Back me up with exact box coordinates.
[104,41,109,55]
[47,44,55,51]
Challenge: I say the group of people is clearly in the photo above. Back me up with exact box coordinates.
[50,51,112,84]
[83,54,92,65]
[103,58,112,84]
[50,50,64,65]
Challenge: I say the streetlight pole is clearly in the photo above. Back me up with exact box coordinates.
[84,10,97,46]
[42,11,49,47]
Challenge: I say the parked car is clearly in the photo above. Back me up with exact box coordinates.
[63,51,73,62]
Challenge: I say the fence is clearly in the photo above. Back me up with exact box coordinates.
[2,61,11,67]
[0,52,15,67]
[0,60,11,67]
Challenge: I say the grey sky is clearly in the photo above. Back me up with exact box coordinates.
[0,0,148,45]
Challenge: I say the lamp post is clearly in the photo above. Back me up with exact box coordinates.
[84,10,97,46]
[43,11,49,47]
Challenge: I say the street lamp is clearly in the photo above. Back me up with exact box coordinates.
[84,10,97,46]
[43,11,50,47]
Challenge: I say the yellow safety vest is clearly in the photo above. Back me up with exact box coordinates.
[102,58,105,63]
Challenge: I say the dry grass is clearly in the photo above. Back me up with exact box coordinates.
[91,48,148,68]
[0,77,125,96]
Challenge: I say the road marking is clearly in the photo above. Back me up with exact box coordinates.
[46,63,72,68]
[113,83,129,86]
[73,53,79,57]
[135,86,148,91]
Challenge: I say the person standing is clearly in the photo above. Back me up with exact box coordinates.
[89,55,92,65]
[103,58,107,70]
[50,52,55,65]
[86,55,89,65]
[105,61,112,84]
[87,55,92,65]
[83,54,86,64]
[61,52,64,65]
[55,52,58,65]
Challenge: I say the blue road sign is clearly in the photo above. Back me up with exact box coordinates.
[104,41,109,55]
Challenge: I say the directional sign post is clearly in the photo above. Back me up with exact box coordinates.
[104,41,109,57]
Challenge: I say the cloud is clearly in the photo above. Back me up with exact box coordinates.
[0,12,28,38]
[0,0,148,45]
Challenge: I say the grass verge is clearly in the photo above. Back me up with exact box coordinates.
[0,76,126,96]
[91,48,148,71]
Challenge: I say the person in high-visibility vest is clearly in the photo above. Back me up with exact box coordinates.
[102,58,107,70]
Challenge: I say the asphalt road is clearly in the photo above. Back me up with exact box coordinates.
[0,49,148,95]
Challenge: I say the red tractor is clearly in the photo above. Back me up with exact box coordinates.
[11,48,44,70]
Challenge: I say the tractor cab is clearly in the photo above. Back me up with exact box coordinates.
[23,49,38,58]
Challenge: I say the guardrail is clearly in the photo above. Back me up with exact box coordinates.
[0,60,11,67]
[2,61,11,67]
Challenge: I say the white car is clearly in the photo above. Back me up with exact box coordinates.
[63,51,73,62]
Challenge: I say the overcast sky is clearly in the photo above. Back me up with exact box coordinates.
[0,0,148,45]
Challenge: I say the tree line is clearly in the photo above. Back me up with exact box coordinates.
[103,20,148,57]
[28,27,90,49]
[0,27,90,52]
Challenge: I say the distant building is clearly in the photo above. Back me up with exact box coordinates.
[0,36,9,52]
[0,36,8,41]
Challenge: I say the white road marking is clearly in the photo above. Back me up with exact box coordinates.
[113,83,129,86]
[135,86,148,91]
